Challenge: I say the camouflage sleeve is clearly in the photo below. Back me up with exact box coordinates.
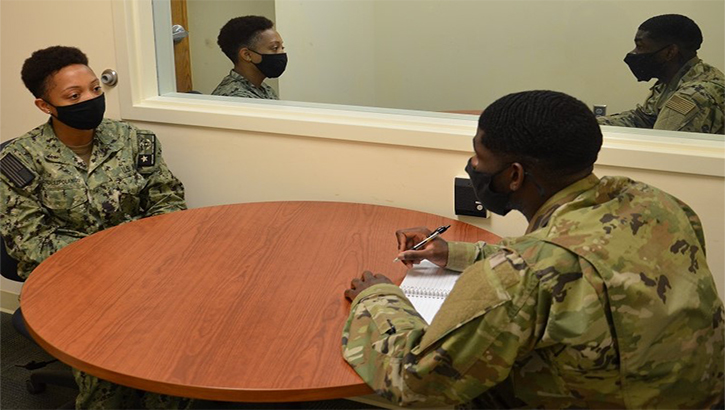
[669,194,707,255]
[597,87,659,129]
[446,241,502,272]
[654,84,725,134]
[0,148,86,278]
[342,249,539,407]
[596,105,657,128]
[133,129,187,217]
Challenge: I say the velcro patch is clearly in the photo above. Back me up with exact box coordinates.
[137,131,156,168]
[1,153,35,188]
[665,95,696,116]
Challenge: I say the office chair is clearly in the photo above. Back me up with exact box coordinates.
[1,238,78,396]
[0,140,77,397]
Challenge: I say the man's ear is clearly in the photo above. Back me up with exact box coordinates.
[664,43,680,62]
[509,162,526,191]
[34,98,52,115]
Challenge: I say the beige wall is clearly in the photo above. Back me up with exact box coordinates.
[1,0,723,303]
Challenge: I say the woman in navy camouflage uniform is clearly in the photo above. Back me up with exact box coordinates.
[0,46,190,409]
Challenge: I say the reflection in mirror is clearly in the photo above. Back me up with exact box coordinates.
[155,0,724,138]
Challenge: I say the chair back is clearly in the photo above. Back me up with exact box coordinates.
[1,238,22,282]
[0,138,22,282]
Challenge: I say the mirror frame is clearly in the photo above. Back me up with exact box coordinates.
[112,0,724,177]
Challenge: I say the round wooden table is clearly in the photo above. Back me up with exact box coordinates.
[21,202,499,402]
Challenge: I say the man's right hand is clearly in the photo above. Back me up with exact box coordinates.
[395,226,449,268]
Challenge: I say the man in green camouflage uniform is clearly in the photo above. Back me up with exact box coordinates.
[343,90,724,408]
[597,14,724,134]
[211,16,285,100]
[2,45,190,409]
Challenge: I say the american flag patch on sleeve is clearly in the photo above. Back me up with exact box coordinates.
[1,153,35,188]
[665,95,696,116]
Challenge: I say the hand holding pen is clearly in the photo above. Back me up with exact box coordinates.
[394,225,451,268]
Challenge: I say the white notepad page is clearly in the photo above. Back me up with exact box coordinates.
[399,259,460,324]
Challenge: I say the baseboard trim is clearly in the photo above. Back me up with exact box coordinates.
[1,289,20,313]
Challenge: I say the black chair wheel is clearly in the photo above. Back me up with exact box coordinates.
[26,379,46,394]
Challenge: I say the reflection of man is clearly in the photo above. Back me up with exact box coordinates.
[342,90,724,408]
[212,16,286,99]
[598,14,724,134]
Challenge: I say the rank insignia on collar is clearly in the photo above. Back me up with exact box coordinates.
[1,153,35,188]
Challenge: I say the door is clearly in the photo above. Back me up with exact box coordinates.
[171,0,193,93]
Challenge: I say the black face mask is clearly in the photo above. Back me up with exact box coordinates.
[623,44,670,82]
[45,94,105,130]
[249,50,288,78]
[465,159,514,216]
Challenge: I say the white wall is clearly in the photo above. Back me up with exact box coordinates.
[1,0,723,305]
[187,0,277,95]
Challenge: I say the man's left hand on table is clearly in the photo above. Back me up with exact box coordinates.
[344,271,393,301]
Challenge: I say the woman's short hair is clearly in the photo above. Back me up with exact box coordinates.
[21,46,89,98]
[217,15,274,64]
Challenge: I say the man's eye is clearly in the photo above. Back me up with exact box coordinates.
[69,94,80,100]
[94,86,103,93]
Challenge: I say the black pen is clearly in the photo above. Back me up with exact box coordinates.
[393,225,451,263]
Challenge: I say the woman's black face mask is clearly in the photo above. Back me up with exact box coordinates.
[44,94,106,130]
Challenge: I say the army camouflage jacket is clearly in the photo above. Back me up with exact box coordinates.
[342,174,724,408]
[211,69,279,100]
[598,57,725,134]
[0,119,187,279]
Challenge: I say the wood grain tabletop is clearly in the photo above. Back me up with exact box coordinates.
[21,201,499,402]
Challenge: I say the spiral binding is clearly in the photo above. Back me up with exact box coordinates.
[401,286,448,299]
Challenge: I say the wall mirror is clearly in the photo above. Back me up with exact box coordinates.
[150,0,724,140]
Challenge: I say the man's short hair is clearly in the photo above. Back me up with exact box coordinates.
[21,46,89,98]
[639,14,703,52]
[478,90,602,176]
[217,16,274,64]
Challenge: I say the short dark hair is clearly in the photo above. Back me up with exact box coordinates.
[478,90,602,176]
[217,16,274,64]
[639,14,703,52]
[21,46,89,98]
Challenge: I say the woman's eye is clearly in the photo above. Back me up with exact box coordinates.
[94,86,103,93]
[69,94,80,100]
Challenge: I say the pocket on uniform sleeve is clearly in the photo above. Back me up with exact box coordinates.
[416,250,524,353]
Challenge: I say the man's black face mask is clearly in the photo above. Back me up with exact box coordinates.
[465,159,514,216]
[624,44,671,82]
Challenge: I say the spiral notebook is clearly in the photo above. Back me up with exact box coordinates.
[400,259,460,324]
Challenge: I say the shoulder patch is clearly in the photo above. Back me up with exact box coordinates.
[1,153,35,188]
[665,95,696,116]
[137,131,156,168]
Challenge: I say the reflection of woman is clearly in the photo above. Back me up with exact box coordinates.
[0,46,190,409]
[212,15,287,99]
